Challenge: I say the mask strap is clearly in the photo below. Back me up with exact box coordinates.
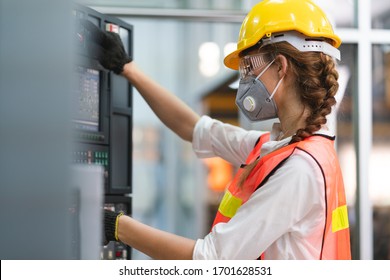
[266,75,285,102]
[255,59,275,80]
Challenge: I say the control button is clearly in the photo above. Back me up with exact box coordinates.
[108,251,113,260]
[106,23,119,33]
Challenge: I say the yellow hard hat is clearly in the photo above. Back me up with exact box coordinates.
[224,0,341,70]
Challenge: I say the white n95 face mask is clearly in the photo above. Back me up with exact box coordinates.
[235,59,284,122]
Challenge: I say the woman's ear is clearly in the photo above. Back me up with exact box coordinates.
[275,55,288,78]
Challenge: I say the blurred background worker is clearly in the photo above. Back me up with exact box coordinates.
[88,0,351,259]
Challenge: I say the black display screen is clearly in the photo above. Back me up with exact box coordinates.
[73,66,100,132]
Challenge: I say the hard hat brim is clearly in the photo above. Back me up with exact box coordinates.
[223,49,242,70]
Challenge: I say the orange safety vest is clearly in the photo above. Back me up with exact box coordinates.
[211,133,351,260]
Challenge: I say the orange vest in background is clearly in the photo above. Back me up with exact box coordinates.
[211,133,351,260]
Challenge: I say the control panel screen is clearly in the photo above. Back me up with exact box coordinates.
[73,66,100,132]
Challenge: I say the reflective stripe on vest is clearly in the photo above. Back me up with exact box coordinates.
[211,133,351,260]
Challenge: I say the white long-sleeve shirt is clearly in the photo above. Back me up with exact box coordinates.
[191,116,329,260]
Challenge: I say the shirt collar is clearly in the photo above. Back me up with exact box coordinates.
[261,122,335,158]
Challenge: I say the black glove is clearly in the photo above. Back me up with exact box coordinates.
[81,19,132,74]
[103,209,124,245]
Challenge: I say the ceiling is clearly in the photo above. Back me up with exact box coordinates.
[80,0,390,28]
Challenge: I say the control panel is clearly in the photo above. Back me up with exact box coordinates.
[72,4,133,260]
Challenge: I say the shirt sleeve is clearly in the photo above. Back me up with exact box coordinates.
[192,115,265,167]
[192,150,325,260]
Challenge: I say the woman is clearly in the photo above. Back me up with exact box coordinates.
[91,0,351,259]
